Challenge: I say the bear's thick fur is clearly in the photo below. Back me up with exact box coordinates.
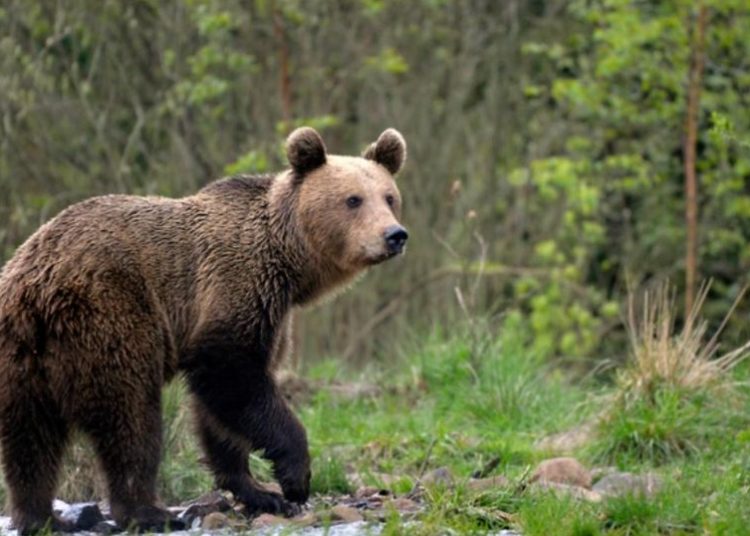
[0,127,407,533]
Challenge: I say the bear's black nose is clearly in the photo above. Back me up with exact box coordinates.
[384,225,409,254]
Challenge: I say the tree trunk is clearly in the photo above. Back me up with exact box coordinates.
[273,7,292,129]
[684,4,708,318]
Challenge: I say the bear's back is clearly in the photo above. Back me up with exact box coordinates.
[0,194,198,355]
[0,177,275,366]
[1,194,189,289]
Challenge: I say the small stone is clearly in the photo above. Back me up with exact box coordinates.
[52,499,71,515]
[292,512,318,527]
[202,511,230,530]
[251,513,289,529]
[592,472,663,498]
[531,457,592,489]
[388,497,419,512]
[421,467,454,487]
[467,475,511,492]
[531,481,602,502]
[331,504,364,523]
[60,503,105,531]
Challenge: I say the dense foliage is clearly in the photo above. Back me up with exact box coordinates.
[2,0,749,364]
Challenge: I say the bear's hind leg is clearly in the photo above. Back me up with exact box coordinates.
[80,381,181,532]
[0,390,74,535]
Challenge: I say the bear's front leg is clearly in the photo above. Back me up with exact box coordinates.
[194,406,303,516]
[186,348,310,514]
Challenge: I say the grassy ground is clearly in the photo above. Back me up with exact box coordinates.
[289,323,750,535]
[151,300,749,535]
[7,299,750,535]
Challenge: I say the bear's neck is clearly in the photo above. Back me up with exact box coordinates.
[195,173,358,310]
[267,173,357,306]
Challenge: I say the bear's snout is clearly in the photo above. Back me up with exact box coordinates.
[384,225,409,255]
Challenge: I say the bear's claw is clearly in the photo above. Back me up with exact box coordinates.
[117,505,185,533]
[238,487,302,517]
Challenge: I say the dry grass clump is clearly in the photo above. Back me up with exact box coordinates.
[593,282,750,463]
[621,283,749,395]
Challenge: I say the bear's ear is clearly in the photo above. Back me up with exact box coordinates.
[363,128,407,175]
[286,127,327,175]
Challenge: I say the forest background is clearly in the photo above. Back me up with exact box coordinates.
[2,1,750,366]
[3,2,750,534]
[3,0,750,367]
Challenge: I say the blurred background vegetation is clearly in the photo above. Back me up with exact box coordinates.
[2,0,750,369]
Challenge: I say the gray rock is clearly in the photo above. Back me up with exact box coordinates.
[592,471,663,498]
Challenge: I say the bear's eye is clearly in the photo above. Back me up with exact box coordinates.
[385,194,395,207]
[346,195,363,209]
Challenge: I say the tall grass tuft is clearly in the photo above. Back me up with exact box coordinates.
[622,284,750,394]
[593,283,750,463]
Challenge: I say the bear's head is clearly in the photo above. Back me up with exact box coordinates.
[285,127,408,276]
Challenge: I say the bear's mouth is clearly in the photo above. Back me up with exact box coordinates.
[366,249,403,265]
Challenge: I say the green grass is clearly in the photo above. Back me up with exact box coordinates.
[295,317,750,534]
[587,285,750,468]
[17,309,749,535]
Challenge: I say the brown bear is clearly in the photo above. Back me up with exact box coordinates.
[0,127,408,534]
